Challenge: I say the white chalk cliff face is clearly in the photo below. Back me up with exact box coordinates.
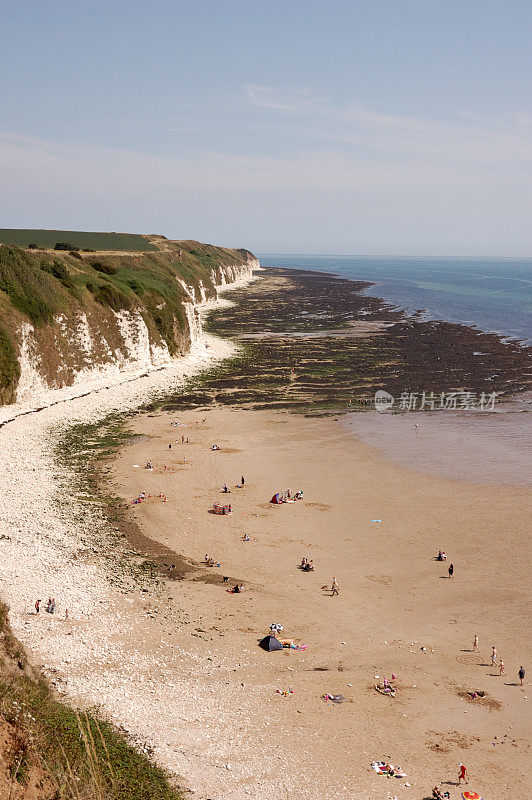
[12,258,259,406]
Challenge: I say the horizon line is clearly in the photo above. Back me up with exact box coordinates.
[256,252,532,260]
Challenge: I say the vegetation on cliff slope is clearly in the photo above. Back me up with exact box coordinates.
[0,601,184,800]
[0,234,253,404]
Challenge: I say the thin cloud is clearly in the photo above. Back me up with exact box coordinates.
[245,84,319,112]
[244,86,532,166]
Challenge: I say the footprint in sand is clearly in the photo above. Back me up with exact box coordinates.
[366,575,393,585]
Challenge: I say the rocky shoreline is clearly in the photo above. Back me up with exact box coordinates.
[160,267,531,413]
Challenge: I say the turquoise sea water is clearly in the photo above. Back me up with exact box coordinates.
[258,255,532,344]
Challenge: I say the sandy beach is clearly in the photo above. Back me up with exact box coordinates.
[100,404,531,799]
[0,263,530,800]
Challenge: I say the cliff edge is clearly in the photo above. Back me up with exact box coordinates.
[0,233,259,407]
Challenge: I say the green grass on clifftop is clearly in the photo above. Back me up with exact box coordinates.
[0,229,158,252]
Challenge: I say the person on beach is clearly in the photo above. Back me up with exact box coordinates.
[499,657,507,676]
[448,563,454,578]
[473,634,479,651]
[35,599,40,614]
[491,646,498,667]
[331,577,339,596]
[241,475,245,485]
[457,763,468,784]
[168,443,172,449]
[518,666,525,686]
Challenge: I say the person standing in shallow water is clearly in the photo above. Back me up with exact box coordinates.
[448,563,454,578]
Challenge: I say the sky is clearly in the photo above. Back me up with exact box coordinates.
[1,0,531,255]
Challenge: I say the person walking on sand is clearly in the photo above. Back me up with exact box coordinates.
[473,634,479,652]
[499,657,507,676]
[331,577,339,596]
[241,475,245,485]
[458,763,468,785]
[491,646,497,667]
[448,563,454,578]
[518,666,525,686]
[35,599,40,614]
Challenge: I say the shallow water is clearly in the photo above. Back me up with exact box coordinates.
[260,255,532,343]
[343,397,532,486]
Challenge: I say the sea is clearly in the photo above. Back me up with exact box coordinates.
[259,254,532,485]
[258,255,532,344]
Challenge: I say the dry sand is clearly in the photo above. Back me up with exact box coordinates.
[106,405,531,799]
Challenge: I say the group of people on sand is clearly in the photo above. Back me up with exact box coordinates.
[469,636,525,684]
[299,557,314,571]
[436,550,454,577]
[227,583,246,594]
[34,597,68,619]
[35,597,56,614]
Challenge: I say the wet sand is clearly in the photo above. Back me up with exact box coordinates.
[345,396,532,486]
[108,405,532,799]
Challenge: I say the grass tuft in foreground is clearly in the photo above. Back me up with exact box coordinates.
[0,601,184,799]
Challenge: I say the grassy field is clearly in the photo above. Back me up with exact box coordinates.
[0,229,158,252]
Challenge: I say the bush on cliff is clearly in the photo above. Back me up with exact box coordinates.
[0,326,20,406]
[0,246,56,325]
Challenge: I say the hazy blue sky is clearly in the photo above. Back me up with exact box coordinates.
[1,1,531,255]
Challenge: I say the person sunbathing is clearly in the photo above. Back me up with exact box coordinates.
[227,583,245,593]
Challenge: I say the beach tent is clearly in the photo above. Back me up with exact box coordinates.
[259,635,283,652]
[270,493,283,504]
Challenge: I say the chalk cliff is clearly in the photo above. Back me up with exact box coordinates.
[0,235,259,407]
